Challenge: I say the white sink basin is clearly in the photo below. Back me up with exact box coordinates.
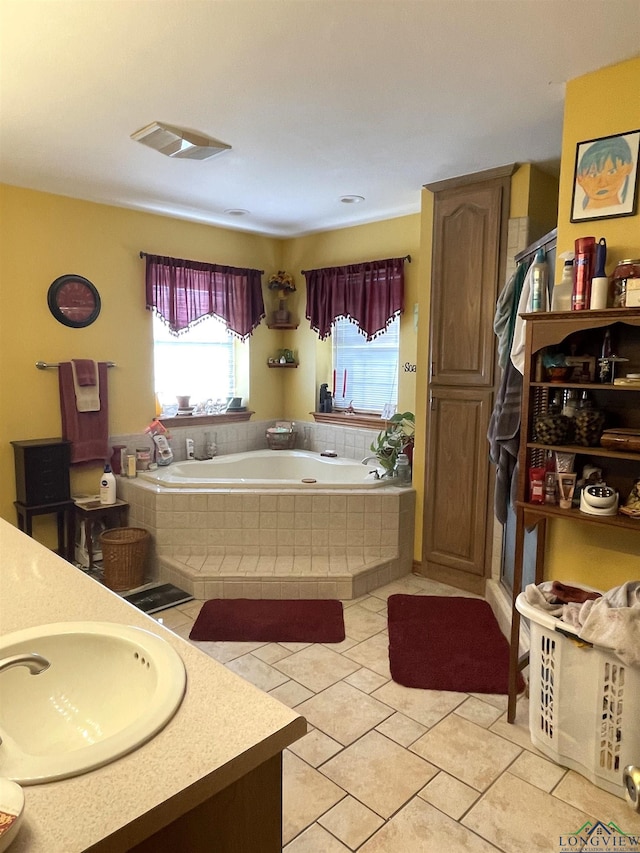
[0,621,186,785]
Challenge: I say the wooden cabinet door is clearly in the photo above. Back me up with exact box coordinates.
[430,182,505,388]
[423,386,493,593]
[423,168,512,593]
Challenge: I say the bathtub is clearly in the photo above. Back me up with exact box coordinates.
[139,449,390,490]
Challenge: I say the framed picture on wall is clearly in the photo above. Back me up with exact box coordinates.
[570,129,640,222]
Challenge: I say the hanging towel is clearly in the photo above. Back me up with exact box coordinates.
[71,359,100,411]
[494,262,528,371]
[59,361,109,464]
[510,261,536,375]
[72,359,97,386]
[487,357,522,523]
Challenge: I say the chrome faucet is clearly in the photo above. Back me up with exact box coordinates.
[361,455,379,466]
[0,653,50,675]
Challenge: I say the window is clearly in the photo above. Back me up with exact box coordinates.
[153,314,235,410]
[332,316,399,413]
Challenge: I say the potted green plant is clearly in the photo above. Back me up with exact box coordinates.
[370,411,415,477]
[268,271,296,323]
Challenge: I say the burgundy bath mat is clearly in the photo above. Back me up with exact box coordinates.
[189,598,345,643]
[387,594,524,694]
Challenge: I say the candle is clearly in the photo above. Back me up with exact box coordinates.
[332,369,336,398]
[342,369,347,399]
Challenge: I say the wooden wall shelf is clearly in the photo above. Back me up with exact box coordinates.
[268,362,298,368]
[507,310,640,724]
[266,322,299,330]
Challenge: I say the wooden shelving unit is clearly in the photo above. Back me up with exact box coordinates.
[507,309,640,722]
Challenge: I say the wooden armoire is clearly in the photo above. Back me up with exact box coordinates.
[422,165,515,594]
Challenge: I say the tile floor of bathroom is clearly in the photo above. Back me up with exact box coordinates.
[153,573,640,852]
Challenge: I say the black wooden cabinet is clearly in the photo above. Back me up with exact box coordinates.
[11,438,71,505]
[11,438,74,560]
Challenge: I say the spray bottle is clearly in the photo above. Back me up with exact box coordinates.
[145,419,173,466]
[530,248,549,312]
[572,236,596,310]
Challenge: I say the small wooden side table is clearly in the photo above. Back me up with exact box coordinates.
[74,498,129,568]
[14,500,76,562]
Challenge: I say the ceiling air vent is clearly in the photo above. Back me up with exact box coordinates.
[130,122,231,160]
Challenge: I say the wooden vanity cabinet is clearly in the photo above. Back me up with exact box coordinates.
[507,308,640,722]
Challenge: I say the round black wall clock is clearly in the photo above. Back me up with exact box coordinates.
[47,274,101,328]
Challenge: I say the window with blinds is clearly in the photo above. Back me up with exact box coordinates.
[332,316,399,413]
[153,313,235,408]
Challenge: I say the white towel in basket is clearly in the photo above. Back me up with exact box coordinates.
[524,581,640,667]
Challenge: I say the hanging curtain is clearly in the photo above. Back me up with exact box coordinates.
[304,256,405,341]
[143,253,265,340]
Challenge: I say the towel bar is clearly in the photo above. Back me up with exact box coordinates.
[35,361,116,370]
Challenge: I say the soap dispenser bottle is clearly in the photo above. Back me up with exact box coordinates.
[99,463,117,505]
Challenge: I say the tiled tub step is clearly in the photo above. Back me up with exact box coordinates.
[157,553,407,600]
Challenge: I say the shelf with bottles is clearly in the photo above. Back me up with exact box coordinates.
[515,499,640,531]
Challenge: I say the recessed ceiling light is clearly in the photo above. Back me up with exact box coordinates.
[224,208,250,216]
[130,122,231,160]
[340,195,365,204]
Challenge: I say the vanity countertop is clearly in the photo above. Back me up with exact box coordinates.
[0,519,306,852]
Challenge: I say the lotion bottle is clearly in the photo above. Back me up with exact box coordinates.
[99,463,117,505]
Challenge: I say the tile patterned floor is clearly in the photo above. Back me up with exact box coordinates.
[155,574,640,852]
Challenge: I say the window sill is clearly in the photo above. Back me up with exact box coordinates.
[310,411,386,430]
[159,411,254,428]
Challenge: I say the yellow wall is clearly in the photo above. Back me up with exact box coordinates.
[0,186,422,551]
[282,215,421,422]
[550,55,640,585]
[0,185,282,533]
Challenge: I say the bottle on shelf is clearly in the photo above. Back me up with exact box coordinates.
[530,248,549,312]
[572,236,596,311]
[99,463,117,505]
[551,259,574,311]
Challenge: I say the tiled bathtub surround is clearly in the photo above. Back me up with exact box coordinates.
[110,419,382,464]
[117,475,415,600]
[114,419,413,599]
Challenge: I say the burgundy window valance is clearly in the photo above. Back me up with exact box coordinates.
[143,253,265,341]
[304,256,405,341]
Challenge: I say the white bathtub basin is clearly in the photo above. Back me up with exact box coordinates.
[0,622,186,785]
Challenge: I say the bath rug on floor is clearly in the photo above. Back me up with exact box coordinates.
[123,583,193,614]
[189,599,345,643]
[387,595,524,694]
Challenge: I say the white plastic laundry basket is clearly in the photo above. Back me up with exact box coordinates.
[516,591,640,799]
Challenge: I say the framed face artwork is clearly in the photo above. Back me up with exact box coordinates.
[570,129,640,222]
[47,274,101,328]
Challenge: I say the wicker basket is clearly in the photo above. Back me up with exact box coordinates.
[266,429,297,450]
[100,527,150,591]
